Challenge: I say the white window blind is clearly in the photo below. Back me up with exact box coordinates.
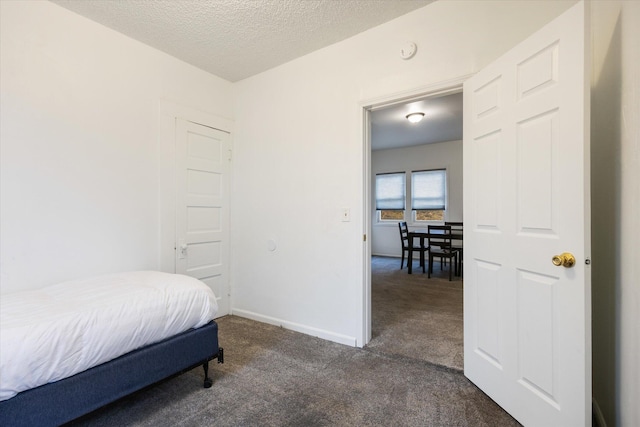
[411,169,446,210]
[375,172,405,210]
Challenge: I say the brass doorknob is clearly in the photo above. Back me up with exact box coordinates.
[552,252,575,268]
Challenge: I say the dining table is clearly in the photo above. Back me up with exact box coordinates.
[407,228,463,274]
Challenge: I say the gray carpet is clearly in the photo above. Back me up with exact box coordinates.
[69,258,519,426]
[368,255,464,371]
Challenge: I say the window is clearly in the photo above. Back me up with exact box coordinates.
[412,169,446,221]
[380,210,404,221]
[375,172,405,221]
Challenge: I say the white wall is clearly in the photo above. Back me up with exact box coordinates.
[591,1,640,426]
[371,140,462,257]
[0,1,233,293]
[231,0,576,346]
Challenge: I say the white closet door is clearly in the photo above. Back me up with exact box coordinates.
[176,119,231,316]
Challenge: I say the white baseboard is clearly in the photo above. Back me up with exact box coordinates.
[593,397,607,427]
[231,308,358,347]
[372,253,422,259]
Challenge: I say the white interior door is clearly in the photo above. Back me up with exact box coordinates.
[463,2,590,426]
[176,119,231,316]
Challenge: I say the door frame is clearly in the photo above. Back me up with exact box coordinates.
[158,100,233,275]
[359,75,471,345]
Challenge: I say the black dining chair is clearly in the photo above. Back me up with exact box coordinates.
[445,221,463,277]
[398,221,428,272]
[427,225,458,281]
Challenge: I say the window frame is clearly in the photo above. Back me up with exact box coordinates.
[375,172,406,222]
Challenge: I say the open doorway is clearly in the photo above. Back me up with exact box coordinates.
[363,85,464,370]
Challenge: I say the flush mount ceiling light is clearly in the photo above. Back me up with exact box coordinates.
[406,112,425,123]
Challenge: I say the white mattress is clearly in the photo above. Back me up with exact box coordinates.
[0,271,218,401]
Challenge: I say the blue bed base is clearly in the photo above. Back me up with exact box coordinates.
[0,320,222,427]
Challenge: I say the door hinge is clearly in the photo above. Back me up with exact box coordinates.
[228,149,232,161]
[363,234,367,242]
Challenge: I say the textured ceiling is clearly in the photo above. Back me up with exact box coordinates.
[51,0,432,83]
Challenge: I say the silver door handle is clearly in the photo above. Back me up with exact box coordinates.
[178,242,188,259]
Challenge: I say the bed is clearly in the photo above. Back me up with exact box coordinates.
[0,271,224,426]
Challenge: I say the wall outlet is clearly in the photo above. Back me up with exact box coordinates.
[341,208,351,222]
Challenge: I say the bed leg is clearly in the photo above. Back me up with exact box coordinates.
[202,361,213,388]
[202,348,223,388]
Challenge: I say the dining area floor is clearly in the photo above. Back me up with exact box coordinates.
[366,255,464,371]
